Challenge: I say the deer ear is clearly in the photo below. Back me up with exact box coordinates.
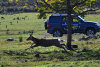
[30,33,33,36]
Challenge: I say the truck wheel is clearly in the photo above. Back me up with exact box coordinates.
[86,28,95,36]
[53,30,63,37]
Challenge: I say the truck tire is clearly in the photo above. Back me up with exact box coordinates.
[44,21,47,29]
[86,28,96,36]
[53,30,63,37]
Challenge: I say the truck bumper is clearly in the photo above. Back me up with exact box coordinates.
[98,26,100,31]
[97,27,100,32]
[47,29,53,34]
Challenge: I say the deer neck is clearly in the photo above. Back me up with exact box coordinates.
[31,37,37,43]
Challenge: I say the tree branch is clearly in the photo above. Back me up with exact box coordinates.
[72,0,88,8]
[79,8,99,15]
[41,0,58,12]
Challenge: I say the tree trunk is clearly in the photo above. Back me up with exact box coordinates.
[66,0,73,50]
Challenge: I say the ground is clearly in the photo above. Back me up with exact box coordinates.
[0,13,100,67]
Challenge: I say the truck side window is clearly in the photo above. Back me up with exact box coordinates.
[62,16,67,21]
[73,17,79,23]
[50,16,61,23]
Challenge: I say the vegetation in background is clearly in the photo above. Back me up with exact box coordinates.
[36,0,98,18]
[0,0,37,14]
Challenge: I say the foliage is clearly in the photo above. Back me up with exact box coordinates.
[0,0,37,14]
[36,0,97,18]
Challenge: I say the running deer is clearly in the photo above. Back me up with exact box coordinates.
[26,34,67,52]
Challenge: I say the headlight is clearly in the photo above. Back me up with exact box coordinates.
[95,23,100,26]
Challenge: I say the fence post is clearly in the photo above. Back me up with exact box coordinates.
[6,29,9,34]
[19,37,23,42]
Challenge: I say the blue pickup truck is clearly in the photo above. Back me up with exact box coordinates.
[44,14,100,37]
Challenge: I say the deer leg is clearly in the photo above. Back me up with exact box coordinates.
[61,43,66,46]
[31,43,35,46]
[61,46,68,52]
[24,44,37,51]
[57,44,68,53]
[30,45,37,49]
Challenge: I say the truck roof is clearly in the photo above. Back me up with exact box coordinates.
[51,14,75,16]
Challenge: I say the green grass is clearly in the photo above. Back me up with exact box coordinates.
[35,60,100,67]
[85,14,100,23]
[0,13,46,36]
[0,13,100,67]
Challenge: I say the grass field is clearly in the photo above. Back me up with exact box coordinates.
[0,13,100,67]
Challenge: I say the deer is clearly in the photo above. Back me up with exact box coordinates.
[25,34,67,52]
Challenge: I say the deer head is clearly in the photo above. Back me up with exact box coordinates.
[26,33,34,41]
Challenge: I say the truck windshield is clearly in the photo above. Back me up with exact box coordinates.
[78,16,86,22]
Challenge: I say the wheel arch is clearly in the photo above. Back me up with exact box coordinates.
[53,28,62,33]
[52,28,63,37]
[85,27,96,34]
